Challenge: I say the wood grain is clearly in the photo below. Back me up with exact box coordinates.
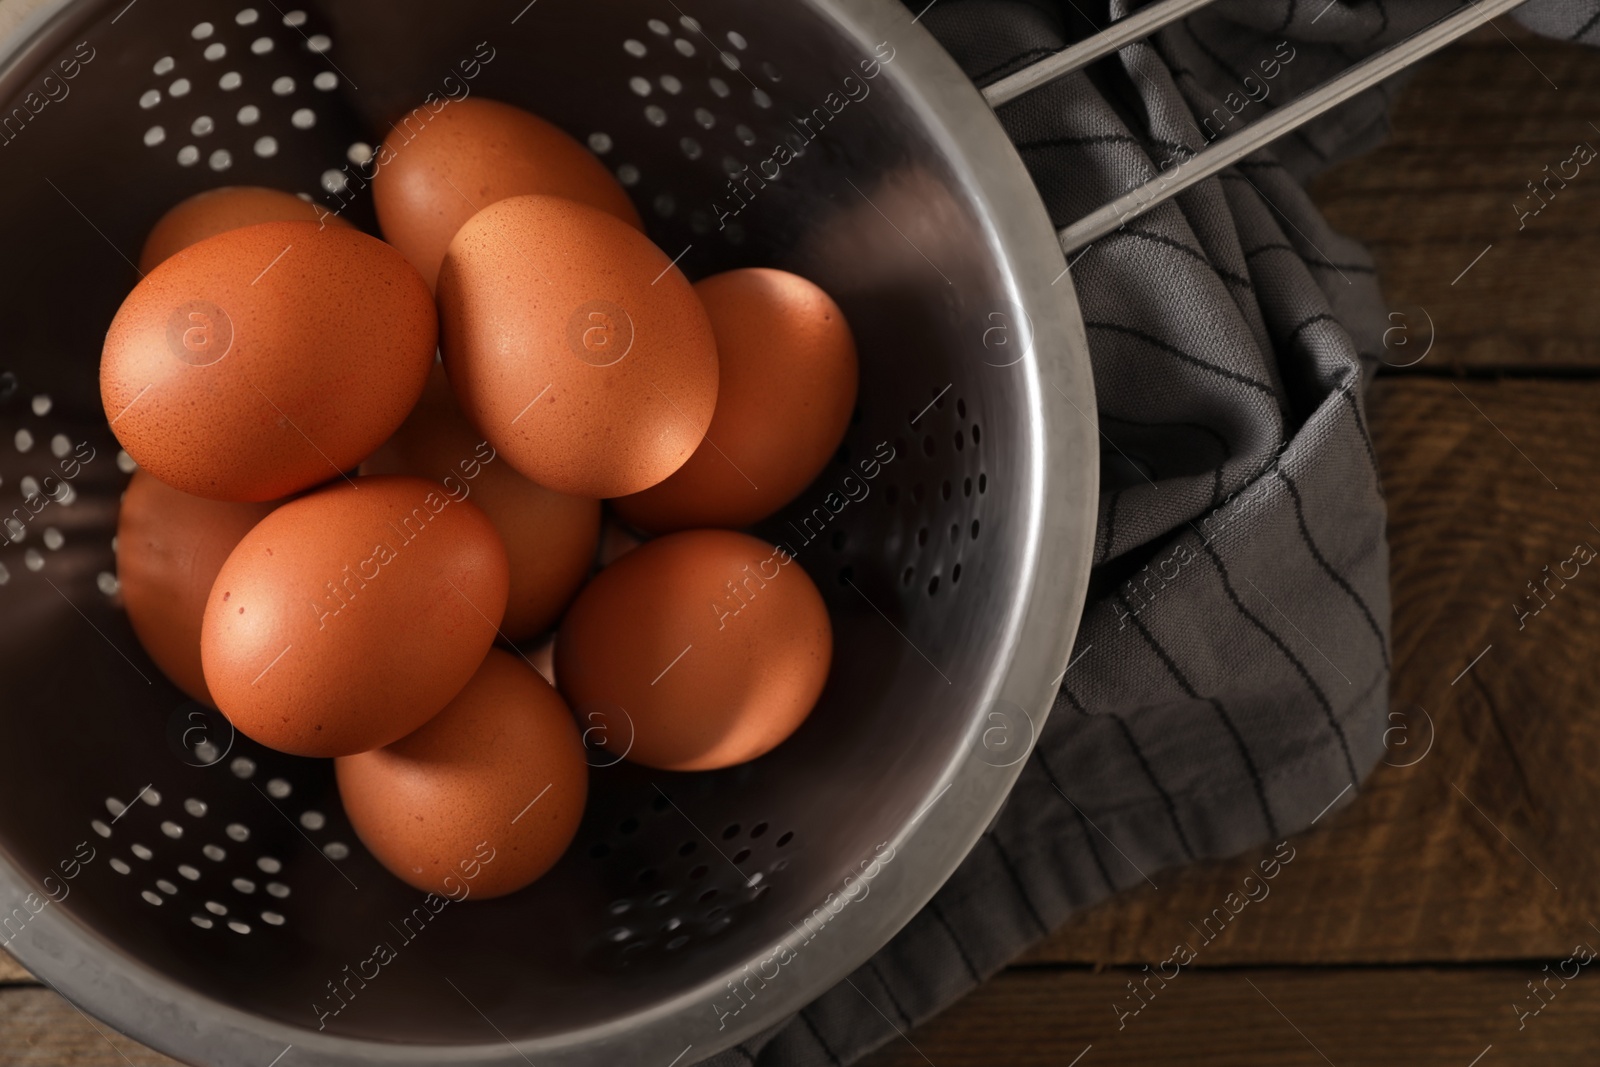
[861,966,1600,1067]
[1028,377,1600,968]
[0,953,29,984]
[0,988,179,1065]
[1309,26,1600,368]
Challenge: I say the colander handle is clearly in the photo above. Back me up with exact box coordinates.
[982,0,1530,255]
[981,0,1219,108]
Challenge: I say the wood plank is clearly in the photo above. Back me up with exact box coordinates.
[1308,27,1600,367]
[860,965,1600,1067]
[13,963,1600,1067]
[0,987,180,1065]
[0,952,30,984]
[1029,377,1600,966]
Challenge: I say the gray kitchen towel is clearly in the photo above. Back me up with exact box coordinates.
[703,1,1578,1064]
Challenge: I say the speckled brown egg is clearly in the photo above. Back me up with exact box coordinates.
[101,221,436,502]
[139,186,349,274]
[201,476,510,757]
[116,469,279,706]
[336,649,588,899]
[372,97,642,290]
[614,268,859,532]
[556,529,831,771]
[438,195,718,499]
[362,365,600,641]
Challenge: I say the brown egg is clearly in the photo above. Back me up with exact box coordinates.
[116,469,278,706]
[556,529,831,770]
[336,649,588,899]
[362,365,600,641]
[139,187,349,274]
[614,269,859,532]
[438,195,718,499]
[372,97,642,289]
[101,221,436,502]
[201,476,510,757]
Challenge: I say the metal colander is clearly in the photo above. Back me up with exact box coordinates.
[0,0,1094,1063]
[0,0,1519,1062]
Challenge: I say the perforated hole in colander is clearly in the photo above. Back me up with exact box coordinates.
[579,786,802,969]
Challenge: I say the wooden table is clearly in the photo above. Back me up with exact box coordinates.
[7,19,1599,1067]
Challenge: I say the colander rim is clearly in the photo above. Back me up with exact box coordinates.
[0,0,1099,1062]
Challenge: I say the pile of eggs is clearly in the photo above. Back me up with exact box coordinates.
[102,98,858,901]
